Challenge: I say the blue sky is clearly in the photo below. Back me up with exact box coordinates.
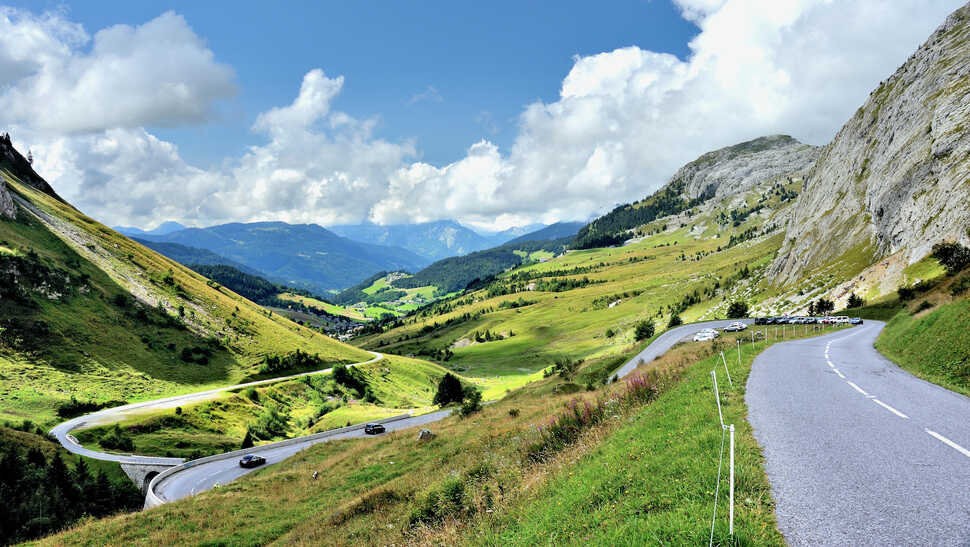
[9,0,698,168]
[1,1,963,229]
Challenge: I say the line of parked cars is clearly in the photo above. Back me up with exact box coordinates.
[692,321,747,342]
[754,316,863,325]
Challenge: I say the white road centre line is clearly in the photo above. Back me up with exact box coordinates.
[872,399,909,419]
[827,360,835,368]
[833,369,845,379]
[846,381,868,396]
[926,429,970,459]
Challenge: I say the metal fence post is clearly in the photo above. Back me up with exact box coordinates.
[729,423,735,536]
[711,370,724,427]
[720,351,732,387]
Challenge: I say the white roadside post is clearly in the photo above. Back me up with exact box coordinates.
[712,370,724,426]
[729,423,735,536]
[737,339,741,367]
[720,351,733,387]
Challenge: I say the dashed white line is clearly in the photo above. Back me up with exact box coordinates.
[846,381,868,396]
[926,429,970,459]
[872,399,909,419]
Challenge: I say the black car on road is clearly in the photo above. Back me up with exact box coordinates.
[364,423,386,435]
[239,454,266,468]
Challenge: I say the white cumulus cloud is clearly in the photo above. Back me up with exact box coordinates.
[5,1,967,230]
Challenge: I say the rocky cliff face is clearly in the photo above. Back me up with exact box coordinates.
[673,135,820,201]
[771,4,970,284]
[0,181,15,219]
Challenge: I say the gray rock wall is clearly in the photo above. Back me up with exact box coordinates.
[771,4,970,284]
[673,135,820,201]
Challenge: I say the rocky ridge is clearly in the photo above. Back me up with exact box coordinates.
[770,4,970,284]
[673,135,820,201]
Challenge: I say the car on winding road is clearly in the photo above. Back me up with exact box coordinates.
[364,423,386,435]
[723,321,748,332]
[239,454,266,468]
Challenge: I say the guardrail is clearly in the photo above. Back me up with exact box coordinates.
[144,412,414,508]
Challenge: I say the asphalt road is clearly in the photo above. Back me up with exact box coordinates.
[50,352,384,466]
[154,409,451,502]
[747,321,970,545]
[615,319,752,379]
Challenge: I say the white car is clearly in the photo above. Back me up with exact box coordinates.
[723,322,747,332]
[693,328,720,342]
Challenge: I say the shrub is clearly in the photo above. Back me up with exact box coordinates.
[527,373,659,462]
[668,313,683,328]
[458,386,483,417]
[932,242,970,275]
[950,276,970,296]
[814,298,835,314]
[98,424,134,452]
[507,408,520,417]
[726,301,749,318]
[243,387,259,402]
[846,293,865,308]
[634,320,655,341]
[915,301,933,313]
[433,373,464,406]
[408,477,467,527]
[605,328,615,338]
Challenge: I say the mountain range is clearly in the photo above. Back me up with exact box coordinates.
[328,220,545,261]
[133,222,429,293]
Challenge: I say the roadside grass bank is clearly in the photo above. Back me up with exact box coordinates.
[875,297,970,398]
[463,328,845,546]
[45,326,843,546]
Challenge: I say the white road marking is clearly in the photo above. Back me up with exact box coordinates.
[872,399,909,419]
[846,381,868,396]
[826,360,835,368]
[834,369,845,379]
[926,429,970,459]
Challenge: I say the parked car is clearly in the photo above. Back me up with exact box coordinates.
[850,317,864,325]
[239,454,266,468]
[724,322,747,332]
[693,331,717,342]
[364,423,386,435]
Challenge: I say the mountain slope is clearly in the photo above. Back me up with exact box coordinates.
[329,220,503,261]
[0,142,371,425]
[138,222,429,292]
[114,221,187,237]
[573,135,818,249]
[771,5,970,285]
[132,238,263,275]
[505,221,584,245]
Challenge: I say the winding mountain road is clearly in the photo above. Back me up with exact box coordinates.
[51,351,384,465]
[52,320,740,507]
[748,321,970,545]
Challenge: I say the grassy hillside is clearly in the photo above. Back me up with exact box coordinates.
[70,355,462,459]
[872,266,970,397]
[0,172,371,426]
[45,324,845,545]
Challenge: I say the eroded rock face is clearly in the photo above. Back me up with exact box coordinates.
[0,182,14,220]
[771,4,970,284]
[673,135,820,201]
